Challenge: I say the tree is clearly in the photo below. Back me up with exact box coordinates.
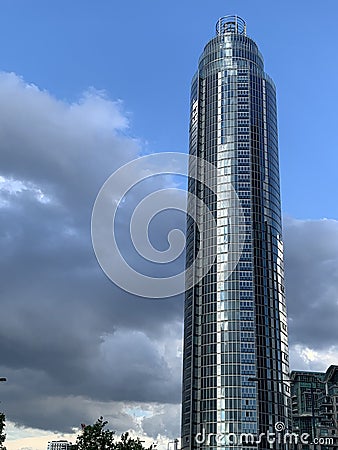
[75,417,152,450]
[76,417,115,450]
[0,412,6,450]
[114,432,150,450]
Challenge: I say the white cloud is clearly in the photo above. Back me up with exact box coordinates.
[290,345,338,372]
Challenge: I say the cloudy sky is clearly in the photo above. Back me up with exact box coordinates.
[0,1,338,449]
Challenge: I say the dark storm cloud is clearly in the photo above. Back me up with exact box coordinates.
[0,72,183,433]
[1,71,337,439]
[284,217,338,350]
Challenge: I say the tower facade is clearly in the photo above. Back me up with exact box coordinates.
[182,16,290,450]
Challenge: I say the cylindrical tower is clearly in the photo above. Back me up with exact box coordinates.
[182,16,290,450]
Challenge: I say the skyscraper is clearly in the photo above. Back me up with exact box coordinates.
[182,16,290,449]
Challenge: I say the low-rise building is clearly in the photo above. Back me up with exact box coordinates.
[47,440,74,450]
[291,365,338,449]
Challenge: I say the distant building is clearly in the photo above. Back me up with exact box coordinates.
[47,440,73,450]
[291,365,338,449]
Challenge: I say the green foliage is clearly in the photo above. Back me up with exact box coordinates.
[114,432,149,450]
[0,412,6,449]
[75,417,152,450]
[76,417,115,450]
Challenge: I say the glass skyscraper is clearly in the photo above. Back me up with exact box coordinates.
[182,16,290,450]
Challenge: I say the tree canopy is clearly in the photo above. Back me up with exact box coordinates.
[0,412,6,450]
[75,417,153,450]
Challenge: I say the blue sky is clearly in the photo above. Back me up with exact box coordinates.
[0,0,337,220]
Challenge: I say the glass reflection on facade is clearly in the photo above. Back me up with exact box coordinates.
[182,16,290,450]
